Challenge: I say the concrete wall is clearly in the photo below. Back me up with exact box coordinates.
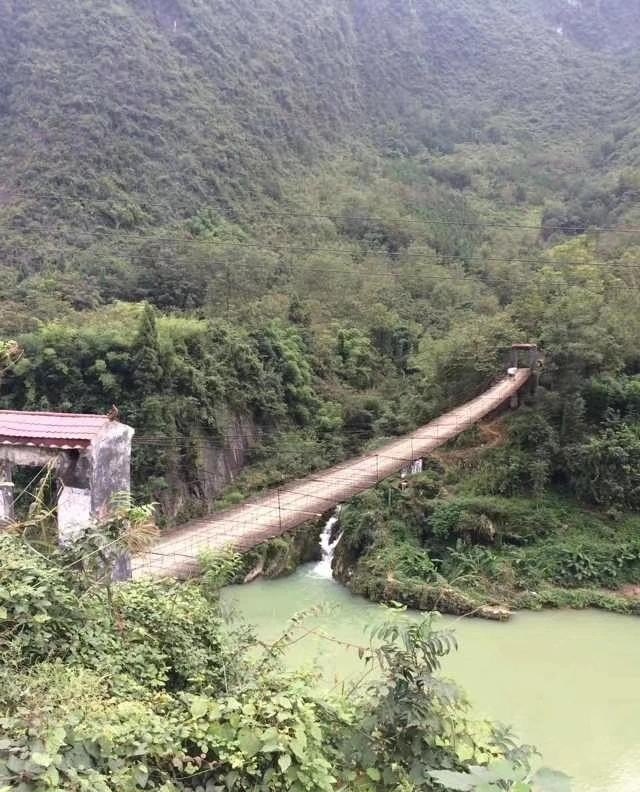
[0,446,59,468]
[57,486,92,544]
[56,450,91,490]
[90,423,134,519]
[0,460,14,526]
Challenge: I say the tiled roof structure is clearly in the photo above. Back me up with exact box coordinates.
[0,410,112,450]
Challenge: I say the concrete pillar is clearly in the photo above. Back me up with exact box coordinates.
[0,461,14,527]
[113,553,132,582]
[57,485,92,545]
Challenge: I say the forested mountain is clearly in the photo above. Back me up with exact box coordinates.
[1,0,639,330]
[0,0,634,251]
[538,0,640,51]
[1,0,640,527]
[3,4,640,789]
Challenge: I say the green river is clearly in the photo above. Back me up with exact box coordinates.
[222,563,640,792]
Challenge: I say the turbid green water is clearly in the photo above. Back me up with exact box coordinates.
[221,565,640,792]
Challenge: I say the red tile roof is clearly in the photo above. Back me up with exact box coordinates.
[0,410,113,450]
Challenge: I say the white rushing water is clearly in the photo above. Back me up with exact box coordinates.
[311,460,421,579]
[401,458,423,479]
[310,506,342,579]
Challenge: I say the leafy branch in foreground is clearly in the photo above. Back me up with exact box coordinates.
[430,764,571,792]
[0,523,568,791]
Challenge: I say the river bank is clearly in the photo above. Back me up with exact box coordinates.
[235,494,640,621]
[329,473,640,620]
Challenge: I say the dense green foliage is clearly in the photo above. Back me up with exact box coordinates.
[0,523,568,791]
[334,395,640,616]
[1,0,640,615]
[1,0,635,275]
[2,0,640,523]
[0,1,640,620]
[0,299,417,520]
[3,0,640,786]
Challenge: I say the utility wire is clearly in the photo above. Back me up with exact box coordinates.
[4,203,640,236]
[132,421,505,447]
[7,240,640,276]
[7,187,640,233]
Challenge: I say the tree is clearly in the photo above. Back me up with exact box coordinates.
[0,339,21,380]
[565,424,640,509]
[131,303,164,396]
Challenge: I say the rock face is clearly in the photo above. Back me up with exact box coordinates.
[159,412,259,524]
[332,533,356,586]
[197,413,259,503]
[239,519,324,582]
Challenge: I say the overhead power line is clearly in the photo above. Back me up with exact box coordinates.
[183,205,640,235]
[3,200,640,236]
[4,236,640,275]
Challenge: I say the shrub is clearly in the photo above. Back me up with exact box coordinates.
[516,539,640,589]
[565,424,640,508]
[0,535,80,665]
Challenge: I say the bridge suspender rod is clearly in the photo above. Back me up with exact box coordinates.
[277,488,282,532]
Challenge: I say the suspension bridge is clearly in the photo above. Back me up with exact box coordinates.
[131,364,533,579]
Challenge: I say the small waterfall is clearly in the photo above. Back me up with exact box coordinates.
[310,506,342,579]
[401,458,423,479]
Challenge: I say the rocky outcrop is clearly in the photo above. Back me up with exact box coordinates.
[238,519,324,581]
[159,412,259,523]
[197,412,259,503]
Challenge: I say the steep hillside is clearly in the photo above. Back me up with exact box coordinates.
[0,0,632,247]
[2,0,640,525]
[538,0,640,52]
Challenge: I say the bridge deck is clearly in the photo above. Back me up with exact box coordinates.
[131,369,531,578]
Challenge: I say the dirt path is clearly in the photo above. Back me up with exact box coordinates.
[131,369,531,579]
